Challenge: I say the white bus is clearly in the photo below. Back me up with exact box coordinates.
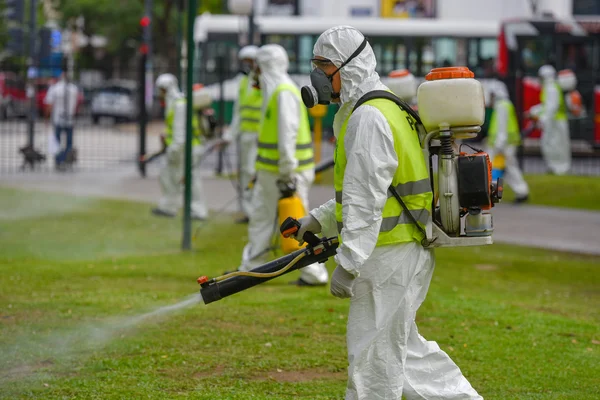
[193,13,500,126]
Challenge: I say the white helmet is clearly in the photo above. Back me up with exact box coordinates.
[538,65,556,80]
[238,45,259,61]
[490,80,509,100]
[155,73,178,91]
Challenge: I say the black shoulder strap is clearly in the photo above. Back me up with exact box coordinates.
[352,89,431,247]
[352,90,423,126]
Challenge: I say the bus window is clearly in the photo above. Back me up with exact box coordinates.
[519,37,554,75]
[468,39,479,71]
[371,42,383,73]
[561,42,592,73]
[396,43,407,70]
[422,41,434,72]
[381,42,396,73]
[298,35,314,74]
[468,38,498,77]
[408,43,418,74]
[432,38,466,68]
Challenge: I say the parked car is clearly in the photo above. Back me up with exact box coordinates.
[90,80,138,124]
[0,72,28,119]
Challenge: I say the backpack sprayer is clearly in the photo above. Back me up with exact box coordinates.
[197,66,502,304]
[416,67,502,246]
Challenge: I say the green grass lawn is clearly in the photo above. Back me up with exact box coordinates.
[1,187,599,399]
[316,170,600,211]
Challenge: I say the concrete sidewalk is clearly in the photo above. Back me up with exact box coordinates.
[2,167,599,256]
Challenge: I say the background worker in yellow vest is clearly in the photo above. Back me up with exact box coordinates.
[487,81,529,203]
[223,45,263,224]
[151,74,208,220]
[530,64,571,175]
[236,44,329,287]
[296,26,482,399]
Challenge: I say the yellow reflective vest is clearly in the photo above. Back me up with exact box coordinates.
[238,75,262,133]
[164,98,201,146]
[255,83,314,173]
[334,97,432,245]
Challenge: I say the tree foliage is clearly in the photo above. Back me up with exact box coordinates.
[52,0,226,73]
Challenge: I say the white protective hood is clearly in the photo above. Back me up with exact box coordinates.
[313,26,387,136]
[256,44,295,110]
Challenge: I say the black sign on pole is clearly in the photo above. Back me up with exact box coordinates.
[6,0,25,55]
[5,0,25,23]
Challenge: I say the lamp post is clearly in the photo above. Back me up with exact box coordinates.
[228,0,255,45]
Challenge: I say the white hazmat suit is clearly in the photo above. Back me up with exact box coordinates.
[238,45,328,286]
[224,46,261,219]
[305,26,482,399]
[153,74,208,219]
[532,65,571,175]
[486,81,529,201]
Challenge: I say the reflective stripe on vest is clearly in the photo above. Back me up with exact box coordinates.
[239,75,263,133]
[256,82,315,173]
[165,98,201,146]
[541,82,568,121]
[334,97,432,246]
[488,99,521,146]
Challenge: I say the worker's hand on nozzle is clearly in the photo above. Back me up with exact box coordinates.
[294,215,322,245]
[330,265,355,299]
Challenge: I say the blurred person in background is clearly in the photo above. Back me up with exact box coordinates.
[236,44,328,287]
[151,73,208,220]
[296,26,482,399]
[487,80,529,203]
[44,72,79,171]
[529,65,571,175]
[223,45,263,224]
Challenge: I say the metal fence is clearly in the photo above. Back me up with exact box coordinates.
[0,59,165,175]
[2,59,600,177]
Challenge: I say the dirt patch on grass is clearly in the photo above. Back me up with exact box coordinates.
[475,264,499,271]
[253,368,346,383]
[193,364,225,379]
[519,304,569,317]
[0,359,54,381]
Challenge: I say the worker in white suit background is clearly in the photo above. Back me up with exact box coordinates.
[224,45,263,224]
[530,65,571,175]
[236,44,329,287]
[487,80,529,203]
[151,73,208,220]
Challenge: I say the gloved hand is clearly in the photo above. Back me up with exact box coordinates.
[294,214,322,245]
[330,265,355,299]
[166,146,182,166]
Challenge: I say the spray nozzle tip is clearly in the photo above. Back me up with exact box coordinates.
[197,276,209,285]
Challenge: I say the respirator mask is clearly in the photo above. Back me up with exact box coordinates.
[301,38,368,108]
[240,60,253,75]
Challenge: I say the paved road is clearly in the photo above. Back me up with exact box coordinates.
[2,166,599,256]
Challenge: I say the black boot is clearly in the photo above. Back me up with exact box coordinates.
[514,195,529,204]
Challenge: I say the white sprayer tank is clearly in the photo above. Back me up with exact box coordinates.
[387,69,417,102]
[193,84,213,110]
[558,69,577,92]
[417,67,485,132]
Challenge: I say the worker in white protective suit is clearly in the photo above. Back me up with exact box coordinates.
[529,65,571,175]
[296,26,482,399]
[236,44,329,287]
[223,46,263,224]
[487,80,529,203]
[151,74,208,220]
